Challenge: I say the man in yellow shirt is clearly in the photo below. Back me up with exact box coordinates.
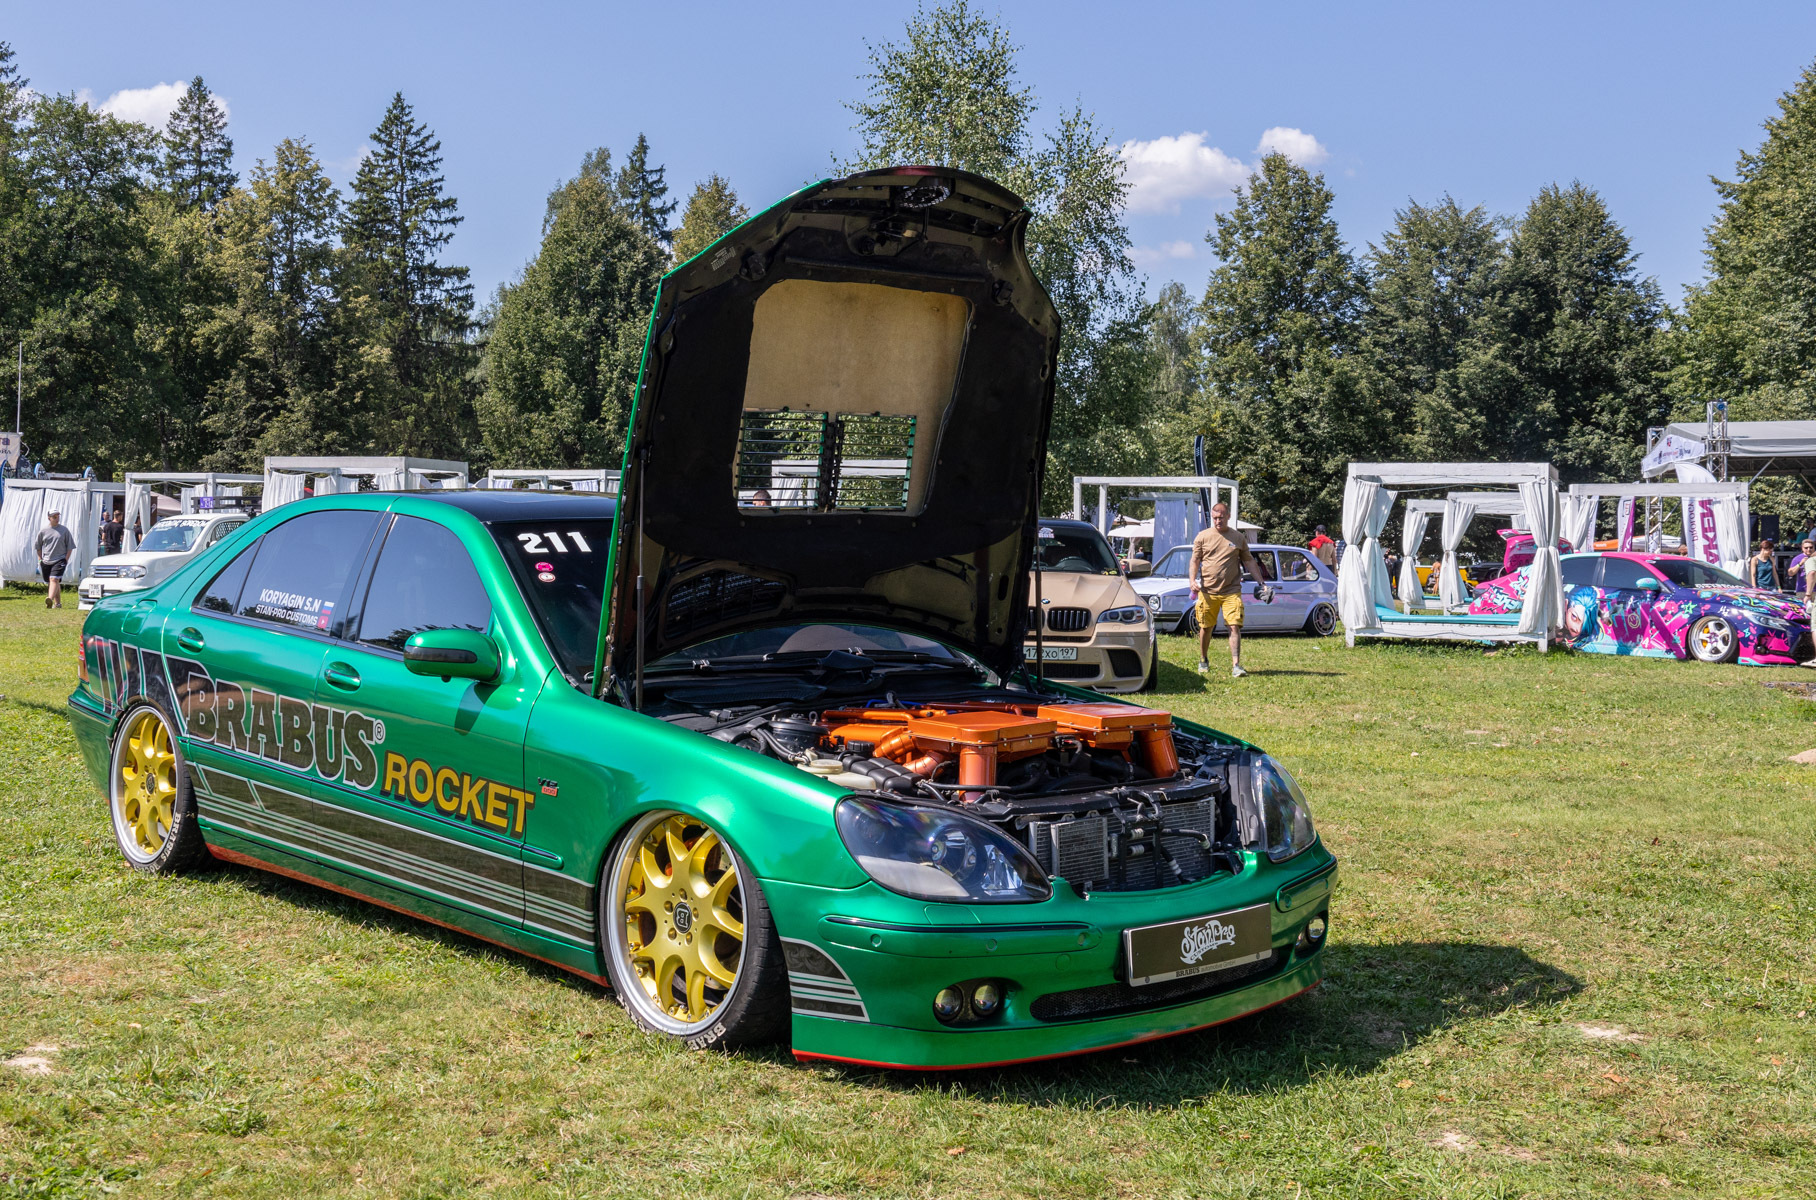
[1189,502,1268,678]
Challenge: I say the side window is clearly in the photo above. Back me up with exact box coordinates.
[1597,557,1655,591]
[196,541,258,615]
[236,510,382,631]
[355,516,493,652]
[1250,550,1278,581]
[1277,550,1318,581]
[1561,556,1598,587]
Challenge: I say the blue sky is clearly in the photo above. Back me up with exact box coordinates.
[10,1,1816,307]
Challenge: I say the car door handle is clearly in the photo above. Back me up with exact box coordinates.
[175,627,205,653]
[323,661,361,692]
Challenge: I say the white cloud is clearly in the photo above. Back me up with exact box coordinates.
[87,81,227,130]
[1255,126,1328,167]
[1131,240,1199,268]
[1119,132,1249,214]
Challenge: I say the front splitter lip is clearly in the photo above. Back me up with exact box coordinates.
[789,944,1324,1071]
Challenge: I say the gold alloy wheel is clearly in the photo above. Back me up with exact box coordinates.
[617,814,746,1028]
[115,709,178,861]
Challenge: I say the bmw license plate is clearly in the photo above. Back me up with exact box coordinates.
[1023,645,1079,661]
[1123,904,1273,987]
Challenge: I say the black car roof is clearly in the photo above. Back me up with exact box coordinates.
[408,490,618,523]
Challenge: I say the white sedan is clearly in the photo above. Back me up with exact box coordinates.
[78,513,248,610]
[1130,542,1339,637]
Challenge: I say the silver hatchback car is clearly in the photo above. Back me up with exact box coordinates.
[1130,542,1339,637]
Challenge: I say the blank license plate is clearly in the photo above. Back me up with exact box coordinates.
[1023,646,1078,661]
[1123,904,1273,987]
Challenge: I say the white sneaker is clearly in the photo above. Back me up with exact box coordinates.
[1231,664,1248,678]
[1196,660,1210,674]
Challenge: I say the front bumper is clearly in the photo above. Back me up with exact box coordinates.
[770,849,1336,1069]
[1021,628,1153,692]
[77,578,148,609]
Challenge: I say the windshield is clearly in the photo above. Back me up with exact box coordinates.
[138,520,208,553]
[489,519,613,681]
[648,623,965,670]
[1033,524,1120,575]
[1651,557,1744,588]
[1151,546,1191,578]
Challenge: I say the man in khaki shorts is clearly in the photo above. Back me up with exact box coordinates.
[1189,501,1267,678]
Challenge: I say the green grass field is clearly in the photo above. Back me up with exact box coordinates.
[2,584,1812,1198]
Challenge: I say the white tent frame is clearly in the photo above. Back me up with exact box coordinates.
[122,471,263,551]
[1343,462,1560,650]
[480,469,620,495]
[1566,480,1751,576]
[1070,475,1239,533]
[1396,492,1530,612]
[0,477,126,587]
[262,456,468,512]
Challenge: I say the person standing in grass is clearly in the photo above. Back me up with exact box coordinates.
[1189,501,1267,678]
[36,509,75,609]
[1750,538,1783,592]
[1309,524,1336,569]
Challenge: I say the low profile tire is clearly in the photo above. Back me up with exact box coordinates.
[108,702,209,874]
[1304,603,1338,638]
[601,810,789,1051]
[1688,614,1739,664]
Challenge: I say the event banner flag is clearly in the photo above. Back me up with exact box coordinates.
[0,432,19,470]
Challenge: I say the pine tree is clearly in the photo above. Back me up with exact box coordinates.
[478,156,666,467]
[0,42,31,344]
[614,133,675,246]
[1195,154,1378,540]
[671,174,747,263]
[162,76,236,211]
[342,93,475,457]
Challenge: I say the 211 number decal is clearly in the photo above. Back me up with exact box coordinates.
[516,531,594,554]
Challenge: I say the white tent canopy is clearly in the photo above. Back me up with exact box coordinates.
[1566,479,1750,578]
[479,469,619,495]
[0,478,125,586]
[262,456,468,512]
[1642,420,1816,480]
[1341,462,1560,649]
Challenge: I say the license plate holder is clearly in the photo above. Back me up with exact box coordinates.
[1123,903,1273,987]
[1023,645,1079,661]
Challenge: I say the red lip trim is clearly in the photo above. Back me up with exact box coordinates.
[205,844,612,990]
[791,981,1317,1071]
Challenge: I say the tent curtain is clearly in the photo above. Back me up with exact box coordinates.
[1438,499,1479,611]
[0,484,110,584]
[374,469,408,491]
[1516,479,1564,638]
[1560,495,1597,553]
[262,471,307,511]
[1337,476,1396,633]
[123,481,152,551]
[1713,496,1748,578]
[1399,509,1431,612]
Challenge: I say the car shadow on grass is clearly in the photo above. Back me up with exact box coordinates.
[845,940,1581,1103]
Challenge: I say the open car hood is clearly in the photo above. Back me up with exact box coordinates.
[599,167,1060,695]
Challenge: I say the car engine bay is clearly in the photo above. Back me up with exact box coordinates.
[661,695,1255,893]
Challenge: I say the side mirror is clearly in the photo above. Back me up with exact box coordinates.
[404,629,500,682]
[1127,563,1151,579]
[1635,577,1663,592]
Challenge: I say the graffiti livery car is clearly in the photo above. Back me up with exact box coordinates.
[68,168,1335,1070]
[1471,551,1813,665]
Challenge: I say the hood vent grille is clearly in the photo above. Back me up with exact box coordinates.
[735,409,916,512]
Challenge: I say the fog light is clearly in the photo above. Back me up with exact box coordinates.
[933,986,965,1022]
[971,982,1002,1017]
[1307,915,1327,941]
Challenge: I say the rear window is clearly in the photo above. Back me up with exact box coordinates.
[1561,556,1598,587]
[1598,557,1659,591]
[490,519,613,681]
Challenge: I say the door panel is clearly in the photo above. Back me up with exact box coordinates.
[310,514,540,931]
[1270,549,1319,630]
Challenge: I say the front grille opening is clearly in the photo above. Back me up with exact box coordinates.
[1029,950,1288,1022]
[735,409,916,512]
[1105,648,1143,677]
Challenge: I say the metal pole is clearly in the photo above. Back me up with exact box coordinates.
[1098,485,1108,534]
[15,340,20,435]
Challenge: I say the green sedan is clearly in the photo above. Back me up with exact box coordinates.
[69,167,1334,1069]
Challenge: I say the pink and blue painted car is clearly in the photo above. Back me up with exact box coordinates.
[1470,552,1813,666]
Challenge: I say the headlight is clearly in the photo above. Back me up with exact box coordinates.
[1252,754,1317,862]
[835,797,1051,903]
[120,565,146,579]
[1098,605,1147,624]
[1145,595,1161,611]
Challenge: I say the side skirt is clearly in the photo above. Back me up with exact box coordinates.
[205,837,611,990]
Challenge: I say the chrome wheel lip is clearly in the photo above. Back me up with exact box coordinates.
[110,706,178,866]
[1693,617,1734,661]
[605,809,743,1037]
[1310,604,1337,637]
